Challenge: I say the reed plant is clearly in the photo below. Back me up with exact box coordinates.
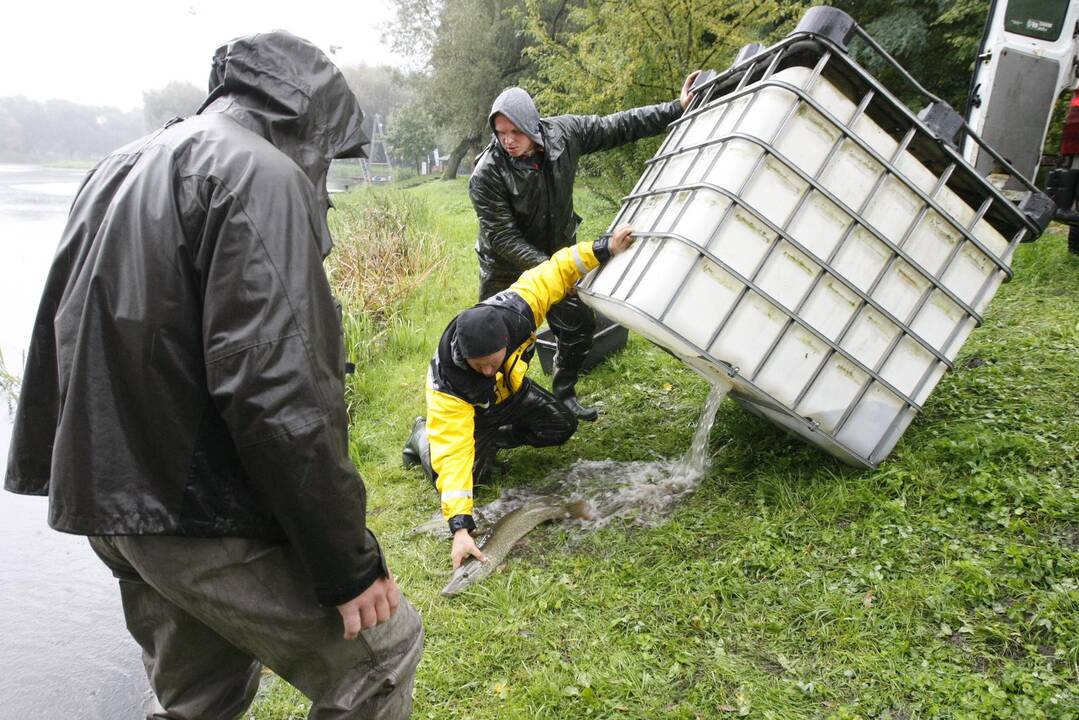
[0,348,20,411]
[325,189,447,361]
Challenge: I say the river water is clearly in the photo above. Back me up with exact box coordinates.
[0,165,153,719]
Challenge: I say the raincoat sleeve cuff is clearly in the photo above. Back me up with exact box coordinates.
[448,514,476,534]
[314,531,389,607]
[592,236,612,264]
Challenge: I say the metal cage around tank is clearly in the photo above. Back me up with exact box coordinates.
[578,7,1050,467]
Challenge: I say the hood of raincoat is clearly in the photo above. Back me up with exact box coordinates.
[489,87,544,147]
[200,30,368,253]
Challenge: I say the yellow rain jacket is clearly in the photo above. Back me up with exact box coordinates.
[426,240,605,525]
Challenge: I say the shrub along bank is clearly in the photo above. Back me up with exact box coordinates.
[250,179,1078,720]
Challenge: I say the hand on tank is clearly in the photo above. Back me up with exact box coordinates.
[336,574,401,640]
[609,225,636,255]
[451,528,487,569]
[680,70,703,109]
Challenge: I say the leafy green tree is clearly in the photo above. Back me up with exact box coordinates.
[428,0,528,179]
[383,101,437,174]
[341,63,416,158]
[389,0,571,179]
[387,0,442,60]
[142,81,204,131]
[522,0,801,196]
[826,0,990,110]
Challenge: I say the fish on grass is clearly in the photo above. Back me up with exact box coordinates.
[441,496,591,597]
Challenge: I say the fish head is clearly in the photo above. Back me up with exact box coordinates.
[440,559,482,597]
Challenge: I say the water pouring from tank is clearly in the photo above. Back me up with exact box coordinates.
[578,6,1051,468]
[415,382,731,540]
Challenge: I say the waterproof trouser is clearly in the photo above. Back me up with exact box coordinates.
[475,376,579,453]
[88,534,424,720]
[479,274,596,375]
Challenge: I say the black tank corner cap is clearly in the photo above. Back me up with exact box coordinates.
[1019,191,1057,235]
[789,6,856,50]
[917,101,965,150]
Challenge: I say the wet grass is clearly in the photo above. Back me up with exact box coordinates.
[249,179,1078,719]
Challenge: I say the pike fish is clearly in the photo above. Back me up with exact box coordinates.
[440,496,591,597]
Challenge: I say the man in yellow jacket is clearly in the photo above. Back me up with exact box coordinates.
[404,226,636,568]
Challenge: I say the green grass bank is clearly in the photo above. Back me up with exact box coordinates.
[250,179,1078,720]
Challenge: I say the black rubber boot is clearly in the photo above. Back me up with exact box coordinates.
[402,416,436,486]
[551,367,598,422]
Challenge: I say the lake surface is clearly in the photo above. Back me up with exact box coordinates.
[0,164,153,719]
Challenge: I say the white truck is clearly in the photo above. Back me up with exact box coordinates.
[963,0,1079,252]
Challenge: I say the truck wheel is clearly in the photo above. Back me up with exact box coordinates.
[1070,225,1079,255]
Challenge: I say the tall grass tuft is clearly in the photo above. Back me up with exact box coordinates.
[326,190,446,359]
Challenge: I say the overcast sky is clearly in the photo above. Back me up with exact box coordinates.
[2,1,409,110]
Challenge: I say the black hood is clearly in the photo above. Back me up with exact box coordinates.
[199,30,368,249]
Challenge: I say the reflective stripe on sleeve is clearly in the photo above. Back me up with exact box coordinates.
[572,245,588,275]
[440,490,473,501]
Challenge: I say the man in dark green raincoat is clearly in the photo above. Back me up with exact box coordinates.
[5,32,421,719]
[469,72,700,420]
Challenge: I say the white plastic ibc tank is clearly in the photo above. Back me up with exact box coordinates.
[581,58,1031,467]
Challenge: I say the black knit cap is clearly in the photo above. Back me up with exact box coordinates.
[456,306,509,358]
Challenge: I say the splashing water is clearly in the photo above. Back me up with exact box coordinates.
[559,381,729,529]
[416,382,731,537]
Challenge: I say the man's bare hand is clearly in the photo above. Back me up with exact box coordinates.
[608,225,636,256]
[680,70,703,109]
[336,575,401,640]
[451,528,487,570]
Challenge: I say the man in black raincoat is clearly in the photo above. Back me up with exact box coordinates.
[4,32,422,719]
[469,72,699,420]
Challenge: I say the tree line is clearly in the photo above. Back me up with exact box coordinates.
[380,0,993,192]
[1,0,993,185]
[0,67,415,165]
